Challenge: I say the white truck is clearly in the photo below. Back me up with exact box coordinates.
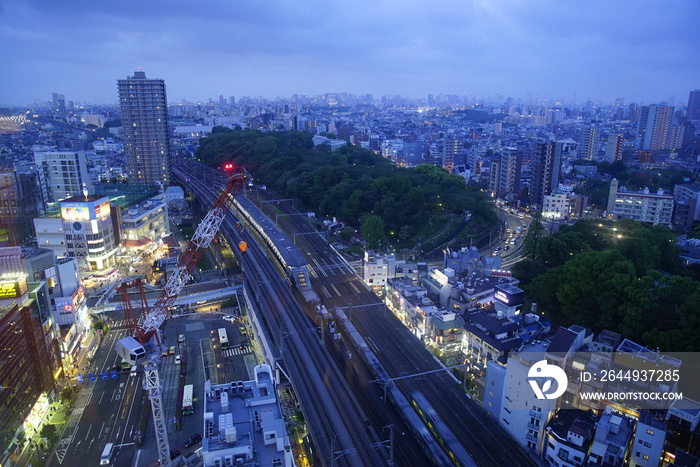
[114,336,146,366]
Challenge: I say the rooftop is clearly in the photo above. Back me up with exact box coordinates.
[202,364,292,467]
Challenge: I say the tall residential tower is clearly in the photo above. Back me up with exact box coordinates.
[117,70,172,187]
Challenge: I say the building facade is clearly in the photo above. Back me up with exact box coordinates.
[33,150,93,204]
[117,70,172,187]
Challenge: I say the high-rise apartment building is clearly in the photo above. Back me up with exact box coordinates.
[605,133,623,162]
[687,89,700,121]
[117,70,172,187]
[531,140,563,207]
[489,147,521,199]
[637,104,674,150]
[578,126,600,160]
[443,137,462,172]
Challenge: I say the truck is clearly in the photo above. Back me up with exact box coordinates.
[114,336,146,366]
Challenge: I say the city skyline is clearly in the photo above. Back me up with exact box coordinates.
[1,0,699,106]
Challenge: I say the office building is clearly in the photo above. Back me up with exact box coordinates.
[33,150,93,204]
[637,104,674,150]
[688,89,700,121]
[59,195,119,272]
[0,169,42,246]
[117,70,172,187]
[120,194,169,253]
[0,261,61,460]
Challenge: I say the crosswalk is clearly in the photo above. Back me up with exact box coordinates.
[223,346,251,357]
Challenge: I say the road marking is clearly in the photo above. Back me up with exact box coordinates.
[223,347,252,357]
[84,424,92,440]
[121,392,132,418]
[99,422,106,438]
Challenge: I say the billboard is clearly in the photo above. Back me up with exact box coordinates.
[60,197,110,222]
[61,205,90,222]
[0,274,28,299]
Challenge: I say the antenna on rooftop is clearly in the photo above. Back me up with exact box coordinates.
[82,183,88,201]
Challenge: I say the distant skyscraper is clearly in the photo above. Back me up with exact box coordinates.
[118,70,172,187]
[636,104,674,150]
[687,89,700,120]
[52,92,66,115]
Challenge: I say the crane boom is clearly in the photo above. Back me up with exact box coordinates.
[138,170,246,343]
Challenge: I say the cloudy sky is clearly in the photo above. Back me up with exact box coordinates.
[1,0,698,106]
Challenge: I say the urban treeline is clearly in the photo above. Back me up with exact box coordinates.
[194,127,496,251]
[515,218,700,352]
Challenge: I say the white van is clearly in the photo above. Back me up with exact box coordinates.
[100,442,114,464]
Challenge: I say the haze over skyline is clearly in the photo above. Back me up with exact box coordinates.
[1,0,698,107]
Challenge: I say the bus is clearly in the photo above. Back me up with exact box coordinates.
[183,384,194,415]
[218,328,229,349]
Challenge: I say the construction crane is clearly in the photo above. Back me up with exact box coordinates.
[114,166,246,467]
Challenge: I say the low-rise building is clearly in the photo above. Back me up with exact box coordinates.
[587,407,634,466]
[607,179,674,226]
[542,409,596,467]
[630,411,667,467]
[201,364,292,467]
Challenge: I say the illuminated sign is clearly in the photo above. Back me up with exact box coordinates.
[495,291,509,304]
[61,206,90,221]
[55,297,74,315]
[0,274,28,299]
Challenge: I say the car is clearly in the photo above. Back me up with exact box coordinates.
[184,433,202,448]
[175,355,182,365]
[239,326,247,335]
[170,449,182,460]
[222,315,236,322]
[494,246,501,251]
[178,334,185,343]
[504,245,510,251]
[169,346,176,355]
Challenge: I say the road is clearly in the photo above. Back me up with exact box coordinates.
[48,308,254,467]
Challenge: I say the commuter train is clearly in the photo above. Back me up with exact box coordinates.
[336,309,476,467]
[410,391,477,467]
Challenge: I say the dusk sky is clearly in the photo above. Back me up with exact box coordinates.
[1,0,698,106]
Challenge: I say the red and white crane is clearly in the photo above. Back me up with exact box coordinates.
[113,166,246,467]
[118,168,246,352]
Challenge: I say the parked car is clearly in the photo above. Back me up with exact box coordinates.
[222,315,236,322]
[184,433,202,448]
